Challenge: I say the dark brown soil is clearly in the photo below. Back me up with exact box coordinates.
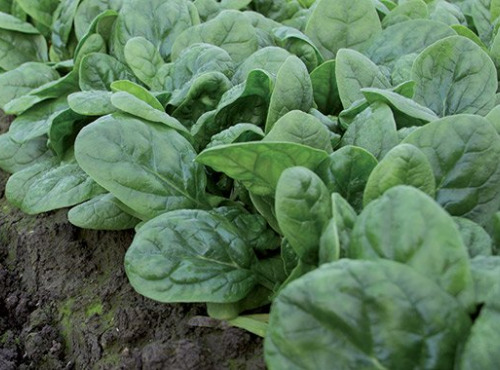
[0,115,265,369]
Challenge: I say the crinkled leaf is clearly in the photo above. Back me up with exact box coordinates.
[0,133,51,174]
[304,0,381,59]
[75,114,207,219]
[68,193,140,230]
[124,36,166,89]
[350,186,474,308]
[266,259,471,370]
[454,217,492,258]
[403,114,500,226]
[412,35,497,117]
[124,209,257,302]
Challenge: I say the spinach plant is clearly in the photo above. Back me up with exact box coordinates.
[1,0,500,368]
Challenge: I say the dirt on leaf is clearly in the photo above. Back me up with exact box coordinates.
[0,114,265,370]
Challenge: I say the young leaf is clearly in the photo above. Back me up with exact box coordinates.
[275,167,331,265]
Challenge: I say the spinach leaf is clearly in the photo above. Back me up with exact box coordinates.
[79,52,137,91]
[112,0,197,62]
[403,114,500,226]
[232,46,290,84]
[264,110,333,153]
[171,10,258,64]
[68,193,140,230]
[340,102,399,160]
[454,217,492,258]
[412,36,497,117]
[304,0,381,59]
[0,28,47,70]
[362,19,455,68]
[0,62,59,110]
[51,0,81,61]
[310,60,341,115]
[265,56,313,133]
[363,143,436,206]
[206,123,264,149]
[350,186,474,308]
[123,36,166,89]
[335,48,391,109]
[0,133,51,174]
[75,114,208,219]
[124,209,257,302]
[266,259,471,370]
[68,90,117,116]
[15,0,60,28]
[5,152,106,214]
[316,146,377,211]
[196,142,329,196]
[459,281,500,369]
[275,167,331,265]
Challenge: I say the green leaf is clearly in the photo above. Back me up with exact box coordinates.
[0,11,41,33]
[341,102,399,160]
[110,91,189,134]
[112,0,197,62]
[264,110,333,153]
[124,36,166,89]
[75,114,207,219]
[9,96,69,142]
[381,0,429,27]
[363,144,436,206]
[275,167,331,265]
[15,0,60,28]
[412,36,497,117]
[74,0,121,40]
[4,71,79,115]
[361,87,439,127]
[403,114,500,226]
[79,52,137,91]
[68,193,140,230]
[469,256,500,304]
[51,0,82,61]
[172,10,258,64]
[196,142,329,196]
[310,60,341,115]
[265,56,313,133]
[0,133,51,174]
[48,108,89,159]
[0,62,59,110]
[454,217,492,258]
[272,26,323,71]
[5,153,106,214]
[335,48,391,109]
[304,0,381,59]
[362,19,456,67]
[266,259,471,370]
[459,280,500,369]
[0,28,47,70]
[331,193,357,257]
[67,90,117,116]
[232,46,290,84]
[110,80,163,110]
[206,123,264,149]
[124,209,257,303]
[316,146,378,211]
[350,186,474,308]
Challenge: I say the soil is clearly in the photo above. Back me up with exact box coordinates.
[0,113,265,370]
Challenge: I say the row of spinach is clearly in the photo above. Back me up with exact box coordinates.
[0,0,499,368]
